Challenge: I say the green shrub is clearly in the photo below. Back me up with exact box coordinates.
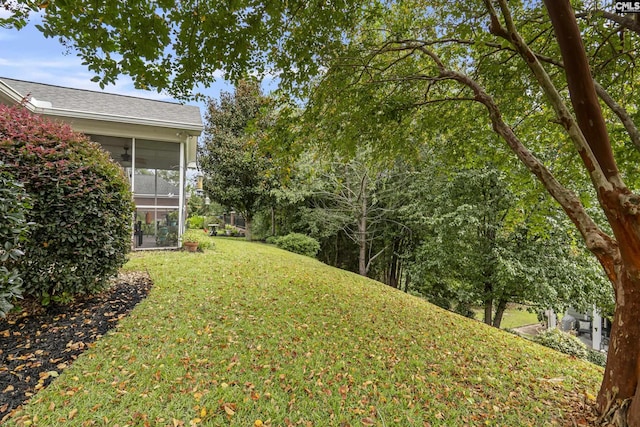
[265,235,279,245]
[182,229,215,251]
[0,105,134,302]
[0,169,31,316]
[532,328,588,359]
[275,233,320,257]
[224,224,240,236]
[586,348,607,367]
[187,215,206,229]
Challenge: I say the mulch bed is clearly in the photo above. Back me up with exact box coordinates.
[0,271,152,422]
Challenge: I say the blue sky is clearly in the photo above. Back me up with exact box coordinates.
[0,12,242,114]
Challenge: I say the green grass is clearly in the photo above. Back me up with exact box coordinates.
[9,238,602,426]
[499,308,540,330]
[473,306,540,329]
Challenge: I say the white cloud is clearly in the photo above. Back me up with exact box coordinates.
[0,56,80,70]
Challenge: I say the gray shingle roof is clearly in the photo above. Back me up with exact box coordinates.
[0,77,202,130]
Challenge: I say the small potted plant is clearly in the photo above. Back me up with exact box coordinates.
[182,230,200,252]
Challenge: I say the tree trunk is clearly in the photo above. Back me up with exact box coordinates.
[244,216,252,241]
[358,223,366,275]
[492,299,508,329]
[483,295,493,326]
[595,206,640,426]
[387,239,400,288]
[358,177,368,276]
[404,272,411,293]
[481,280,493,325]
[542,2,640,424]
[271,207,276,236]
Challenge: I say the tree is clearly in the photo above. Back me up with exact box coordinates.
[11,0,640,422]
[1,1,361,99]
[304,1,640,425]
[405,165,610,328]
[296,3,640,422]
[199,80,277,240]
[305,149,405,276]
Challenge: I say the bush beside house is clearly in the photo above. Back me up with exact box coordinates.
[531,328,606,367]
[0,170,31,315]
[187,215,206,229]
[0,105,134,304]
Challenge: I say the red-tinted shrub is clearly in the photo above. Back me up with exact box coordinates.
[0,105,134,302]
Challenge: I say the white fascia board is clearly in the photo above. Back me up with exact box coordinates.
[0,81,39,110]
[0,80,202,134]
[35,106,203,134]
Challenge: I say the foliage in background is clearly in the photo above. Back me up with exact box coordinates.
[0,105,134,303]
[587,349,608,368]
[187,215,206,229]
[199,80,279,240]
[532,329,589,360]
[304,147,412,277]
[0,169,31,316]
[273,233,320,257]
[403,165,611,328]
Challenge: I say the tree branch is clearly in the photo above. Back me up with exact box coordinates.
[529,51,640,152]
[594,82,640,152]
[577,10,640,36]
[412,45,617,267]
[366,245,388,273]
[380,33,640,152]
[485,0,618,194]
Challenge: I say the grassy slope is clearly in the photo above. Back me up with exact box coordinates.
[473,307,540,329]
[10,238,602,426]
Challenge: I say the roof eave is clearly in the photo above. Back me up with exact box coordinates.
[0,80,203,135]
[35,106,203,134]
[0,80,38,109]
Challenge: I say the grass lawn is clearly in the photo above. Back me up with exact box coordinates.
[9,238,602,426]
[473,307,541,329]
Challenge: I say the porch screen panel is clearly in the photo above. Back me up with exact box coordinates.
[132,139,181,249]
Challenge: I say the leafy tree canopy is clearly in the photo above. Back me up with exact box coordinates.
[1,0,364,99]
[199,80,279,239]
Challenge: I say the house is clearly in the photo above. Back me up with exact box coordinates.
[560,307,610,352]
[0,77,203,249]
[547,307,610,352]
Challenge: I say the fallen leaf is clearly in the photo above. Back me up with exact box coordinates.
[223,403,236,416]
[68,408,78,419]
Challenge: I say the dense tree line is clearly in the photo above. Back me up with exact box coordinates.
[198,86,610,332]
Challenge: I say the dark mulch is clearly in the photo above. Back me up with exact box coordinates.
[0,271,152,422]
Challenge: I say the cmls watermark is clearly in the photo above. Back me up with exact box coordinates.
[614,1,640,12]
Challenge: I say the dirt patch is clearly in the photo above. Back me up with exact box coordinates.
[0,271,152,422]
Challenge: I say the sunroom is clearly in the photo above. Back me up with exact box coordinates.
[0,77,203,250]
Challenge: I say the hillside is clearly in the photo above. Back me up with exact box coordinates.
[9,238,603,426]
